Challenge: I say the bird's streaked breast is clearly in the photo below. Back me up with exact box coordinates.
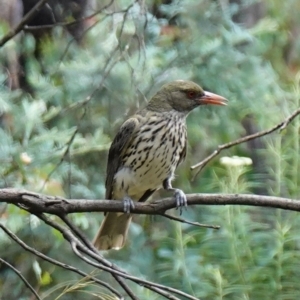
[113,112,186,200]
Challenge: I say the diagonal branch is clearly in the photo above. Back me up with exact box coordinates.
[3,187,300,300]
[35,212,197,300]
[161,213,220,229]
[23,0,115,32]
[59,215,139,300]
[0,257,41,300]
[0,0,49,47]
[190,107,300,176]
[0,224,122,298]
[40,108,87,193]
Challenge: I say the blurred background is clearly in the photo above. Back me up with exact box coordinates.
[0,0,300,299]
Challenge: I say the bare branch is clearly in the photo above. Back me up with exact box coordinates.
[161,213,220,229]
[0,257,41,300]
[23,0,115,32]
[0,224,123,298]
[4,187,300,300]
[59,215,138,300]
[190,107,300,176]
[279,107,300,131]
[33,212,197,300]
[1,188,300,215]
[56,0,137,68]
[0,0,49,47]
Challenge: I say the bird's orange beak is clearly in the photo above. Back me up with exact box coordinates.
[199,91,228,106]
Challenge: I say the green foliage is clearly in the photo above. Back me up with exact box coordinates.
[0,0,300,299]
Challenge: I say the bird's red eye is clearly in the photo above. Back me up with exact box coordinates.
[187,91,196,99]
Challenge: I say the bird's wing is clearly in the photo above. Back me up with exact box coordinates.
[105,117,140,199]
[178,142,187,167]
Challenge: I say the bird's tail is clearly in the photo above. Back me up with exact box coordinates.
[93,212,132,250]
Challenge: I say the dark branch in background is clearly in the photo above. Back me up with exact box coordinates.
[23,0,115,32]
[0,0,49,47]
[0,257,41,300]
[0,0,120,47]
[56,14,104,67]
[51,38,126,119]
[56,0,137,67]
[191,107,300,177]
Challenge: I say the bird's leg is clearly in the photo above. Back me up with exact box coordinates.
[122,195,135,214]
[163,178,187,213]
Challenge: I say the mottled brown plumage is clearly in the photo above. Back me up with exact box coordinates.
[93,80,227,250]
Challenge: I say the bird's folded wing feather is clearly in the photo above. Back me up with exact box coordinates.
[178,143,187,167]
[105,117,140,199]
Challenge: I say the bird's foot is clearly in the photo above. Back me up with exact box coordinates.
[173,188,187,214]
[123,196,135,214]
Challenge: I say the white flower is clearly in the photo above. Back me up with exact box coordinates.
[20,152,32,165]
[220,156,252,167]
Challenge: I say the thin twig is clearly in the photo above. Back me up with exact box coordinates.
[40,108,87,192]
[0,224,122,298]
[39,127,78,192]
[37,213,139,300]
[0,257,41,300]
[190,107,300,177]
[56,16,103,67]
[60,214,137,300]
[72,242,141,300]
[279,107,300,131]
[35,212,199,300]
[24,0,115,31]
[0,0,49,47]
[56,0,136,68]
[72,242,198,300]
[60,214,95,249]
[161,213,220,229]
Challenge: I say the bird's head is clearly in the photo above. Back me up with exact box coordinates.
[147,80,227,114]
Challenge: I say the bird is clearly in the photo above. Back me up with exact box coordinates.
[93,80,227,250]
